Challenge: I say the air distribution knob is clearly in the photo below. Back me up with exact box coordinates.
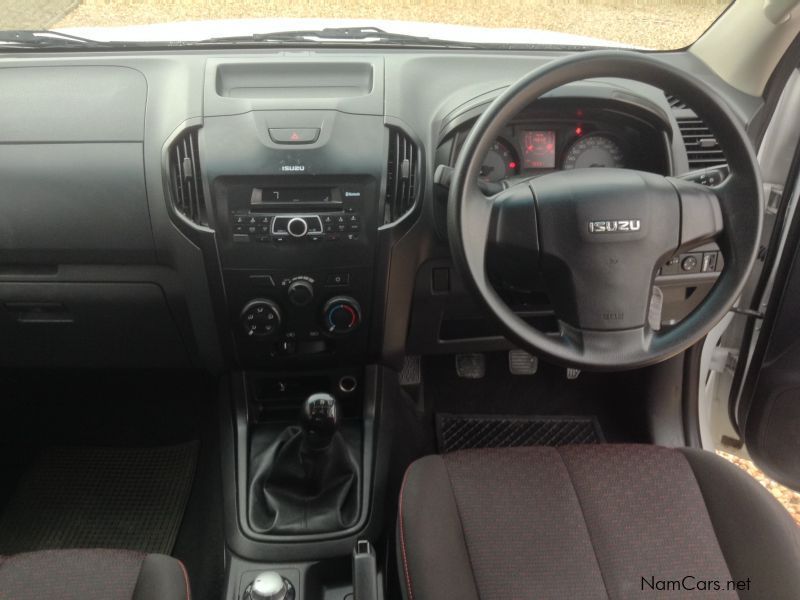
[247,571,294,600]
[240,299,282,338]
[322,296,362,334]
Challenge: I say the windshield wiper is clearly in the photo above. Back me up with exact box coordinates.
[0,30,118,49]
[200,26,484,48]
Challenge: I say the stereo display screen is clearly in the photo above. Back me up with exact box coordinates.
[253,188,334,205]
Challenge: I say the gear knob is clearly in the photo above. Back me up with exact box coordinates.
[247,571,294,600]
[301,392,339,446]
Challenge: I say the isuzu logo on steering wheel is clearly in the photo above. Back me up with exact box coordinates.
[588,219,642,233]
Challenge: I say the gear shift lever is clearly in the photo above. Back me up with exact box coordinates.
[248,391,360,534]
[301,392,339,449]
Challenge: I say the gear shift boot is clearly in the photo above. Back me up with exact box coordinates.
[248,393,361,535]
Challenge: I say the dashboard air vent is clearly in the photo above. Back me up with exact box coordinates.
[676,117,726,170]
[384,128,419,224]
[665,93,689,109]
[666,93,726,171]
[168,128,207,226]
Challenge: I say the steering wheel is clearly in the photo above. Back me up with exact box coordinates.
[448,50,762,371]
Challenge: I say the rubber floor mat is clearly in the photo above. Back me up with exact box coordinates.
[0,442,198,554]
[436,414,603,453]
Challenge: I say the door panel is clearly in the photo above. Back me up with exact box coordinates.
[738,201,800,489]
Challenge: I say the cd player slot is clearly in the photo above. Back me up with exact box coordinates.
[250,186,341,212]
[252,202,341,213]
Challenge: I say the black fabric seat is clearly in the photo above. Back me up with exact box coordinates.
[0,549,190,600]
[398,444,800,600]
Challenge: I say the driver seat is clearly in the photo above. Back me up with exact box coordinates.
[397,444,800,599]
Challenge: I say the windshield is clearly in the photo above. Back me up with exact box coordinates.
[3,1,732,49]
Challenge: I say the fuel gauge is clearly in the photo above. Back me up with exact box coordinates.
[480,139,520,183]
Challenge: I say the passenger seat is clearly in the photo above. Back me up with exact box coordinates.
[0,549,190,600]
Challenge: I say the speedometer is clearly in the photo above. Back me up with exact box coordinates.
[480,139,520,183]
[562,135,625,170]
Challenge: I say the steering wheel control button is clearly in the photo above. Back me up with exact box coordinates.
[241,299,282,338]
[287,217,308,238]
[323,296,362,334]
[268,128,320,145]
[702,252,719,272]
[681,254,700,272]
[247,571,295,600]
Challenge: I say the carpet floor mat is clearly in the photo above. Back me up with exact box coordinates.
[0,442,198,555]
[436,414,604,453]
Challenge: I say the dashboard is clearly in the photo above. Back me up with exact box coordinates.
[0,49,761,370]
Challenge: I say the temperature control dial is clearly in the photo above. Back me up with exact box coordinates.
[323,296,362,334]
[241,299,282,338]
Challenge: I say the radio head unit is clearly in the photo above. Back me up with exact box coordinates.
[226,181,369,246]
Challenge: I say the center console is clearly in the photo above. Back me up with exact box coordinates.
[180,59,401,600]
[200,107,387,368]
[214,174,378,366]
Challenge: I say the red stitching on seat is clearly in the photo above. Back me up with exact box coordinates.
[398,466,415,600]
[178,559,191,600]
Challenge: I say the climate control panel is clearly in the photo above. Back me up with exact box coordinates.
[226,267,371,364]
[240,294,362,341]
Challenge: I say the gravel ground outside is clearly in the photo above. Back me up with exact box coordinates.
[718,451,800,526]
[50,0,730,49]
[0,0,77,29]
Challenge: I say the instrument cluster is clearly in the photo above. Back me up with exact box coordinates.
[450,104,670,183]
[481,124,631,183]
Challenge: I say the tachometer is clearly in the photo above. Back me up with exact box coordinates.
[562,135,625,170]
[480,139,520,182]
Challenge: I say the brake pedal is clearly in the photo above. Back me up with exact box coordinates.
[508,350,538,375]
[455,353,486,379]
